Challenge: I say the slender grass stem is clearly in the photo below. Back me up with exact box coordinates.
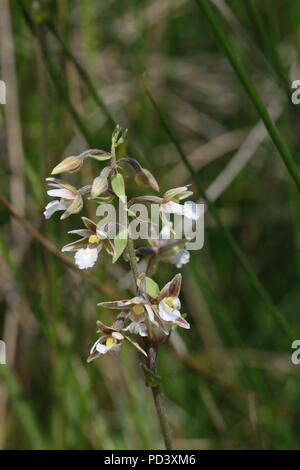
[195,0,300,192]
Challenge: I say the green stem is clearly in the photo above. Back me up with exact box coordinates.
[195,0,300,192]
[147,345,173,450]
[127,236,139,287]
[127,236,173,449]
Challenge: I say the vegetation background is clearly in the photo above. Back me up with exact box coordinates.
[0,0,300,450]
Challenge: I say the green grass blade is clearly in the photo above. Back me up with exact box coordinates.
[194,0,300,191]
[0,367,49,449]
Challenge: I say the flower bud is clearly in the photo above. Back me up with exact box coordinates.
[135,168,159,192]
[163,186,192,202]
[51,156,83,175]
[91,176,108,198]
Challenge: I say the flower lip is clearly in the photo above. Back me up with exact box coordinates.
[74,247,98,269]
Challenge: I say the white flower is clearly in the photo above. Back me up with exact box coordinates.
[158,297,181,322]
[44,200,68,219]
[170,249,190,268]
[75,247,98,269]
[123,322,148,337]
[182,201,200,220]
[89,332,124,359]
[161,200,200,221]
[44,178,83,220]
[87,320,147,362]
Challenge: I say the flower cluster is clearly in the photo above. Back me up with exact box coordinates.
[44,126,199,362]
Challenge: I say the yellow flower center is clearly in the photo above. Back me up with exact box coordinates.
[171,198,179,203]
[132,304,145,316]
[165,297,174,308]
[106,337,117,347]
[88,234,99,244]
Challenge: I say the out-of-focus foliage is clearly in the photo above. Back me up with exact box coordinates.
[1,0,300,449]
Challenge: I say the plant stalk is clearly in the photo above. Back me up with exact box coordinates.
[126,236,173,450]
[147,344,173,451]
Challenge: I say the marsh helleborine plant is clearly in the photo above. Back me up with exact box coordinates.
[44,125,200,449]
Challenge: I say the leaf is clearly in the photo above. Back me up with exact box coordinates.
[113,228,128,263]
[137,277,160,298]
[111,172,126,202]
[140,364,161,387]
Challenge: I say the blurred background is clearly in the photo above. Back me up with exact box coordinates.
[1,0,300,450]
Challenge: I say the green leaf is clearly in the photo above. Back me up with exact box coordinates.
[137,277,160,298]
[111,172,126,202]
[113,228,128,263]
[140,364,161,388]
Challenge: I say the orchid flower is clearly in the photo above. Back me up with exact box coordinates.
[160,185,200,222]
[44,178,84,220]
[98,274,190,334]
[87,319,147,362]
[61,217,114,269]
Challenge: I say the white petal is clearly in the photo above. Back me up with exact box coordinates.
[161,201,184,215]
[158,300,180,322]
[90,337,101,354]
[183,201,200,220]
[170,249,190,268]
[172,297,181,310]
[160,225,171,240]
[74,248,98,269]
[95,342,107,354]
[123,322,148,337]
[43,200,67,219]
[112,331,124,340]
[144,304,156,323]
[47,188,75,199]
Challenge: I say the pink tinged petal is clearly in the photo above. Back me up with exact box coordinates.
[74,248,98,269]
[161,201,185,215]
[43,200,67,219]
[174,316,190,329]
[144,304,159,326]
[158,273,182,301]
[47,188,75,199]
[98,296,145,309]
[82,217,97,232]
[68,229,91,237]
[95,320,113,332]
[61,238,88,252]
